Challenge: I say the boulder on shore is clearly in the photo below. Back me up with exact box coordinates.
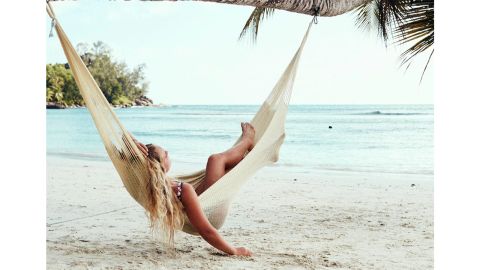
[46,102,66,109]
[134,96,154,106]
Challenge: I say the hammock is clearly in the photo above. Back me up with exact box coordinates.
[46,2,312,235]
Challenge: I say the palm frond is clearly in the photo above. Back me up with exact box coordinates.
[355,1,378,32]
[355,0,434,77]
[419,48,433,83]
[376,0,408,42]
[237,0,434,80]
[393,0,434,66]
[355,0,408,42]
[238,7,275,42]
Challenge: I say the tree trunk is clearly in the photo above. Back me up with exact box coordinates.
[165,0,371,16]
[50,0,370,17]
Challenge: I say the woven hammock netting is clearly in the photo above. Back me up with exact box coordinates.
[46,2,312,235]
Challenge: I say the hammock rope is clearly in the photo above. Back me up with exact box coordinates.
[46,206,136,227]
[46,2,313,235]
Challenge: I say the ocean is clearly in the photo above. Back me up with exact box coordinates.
[47,104,433,176]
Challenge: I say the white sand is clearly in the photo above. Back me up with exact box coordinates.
[47,156,433,269]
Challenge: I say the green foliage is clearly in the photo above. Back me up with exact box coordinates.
[112,96,132,106]
[46,64,71,105]
[46,41,149,106]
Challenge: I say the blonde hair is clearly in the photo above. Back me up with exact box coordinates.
[145,144,185,245]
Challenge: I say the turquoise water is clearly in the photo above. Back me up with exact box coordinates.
[47,105,433,175]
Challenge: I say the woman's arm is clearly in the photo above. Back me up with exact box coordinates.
[127,132,148,156]
[180,183,252,256]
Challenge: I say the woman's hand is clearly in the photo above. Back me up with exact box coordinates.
[129,133,148,156]
[133,139,148,156]
[234,247,252,256]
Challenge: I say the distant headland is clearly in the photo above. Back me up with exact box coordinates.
[46,41,156,109]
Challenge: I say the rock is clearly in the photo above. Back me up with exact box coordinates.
[47,96,154,109]
[134,95,154,106]
[46,102,66,109]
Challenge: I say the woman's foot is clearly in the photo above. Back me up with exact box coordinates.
[241,122,255,151]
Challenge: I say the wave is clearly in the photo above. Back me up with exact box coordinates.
[132,130,235,140]
[354,110,429,116]
[173,112,255,116]
[47,151,109,161]
[134,129,209,135]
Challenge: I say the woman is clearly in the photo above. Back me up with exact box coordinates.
[131,122,255,256]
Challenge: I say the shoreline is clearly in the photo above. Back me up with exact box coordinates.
[46,152,434,177]
[46,96,164,109]
[47,156,433,269]
[46,104,168,109]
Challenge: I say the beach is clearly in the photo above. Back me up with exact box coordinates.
[47,156,433,269]
[47,105,433,269]
[43,0,436,266]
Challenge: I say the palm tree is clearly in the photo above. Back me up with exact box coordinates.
[48,0,370,15]
[47,76,65,103]
[49,0,433,78]
[151,0,433,79]
[238,0,434,80]
[141,0,372,16]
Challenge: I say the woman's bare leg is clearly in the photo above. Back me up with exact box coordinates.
[195,122,255,195]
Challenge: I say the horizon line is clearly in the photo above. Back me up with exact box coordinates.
[150,103,434,106]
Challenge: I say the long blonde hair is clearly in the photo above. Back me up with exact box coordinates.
[145,144,185,245]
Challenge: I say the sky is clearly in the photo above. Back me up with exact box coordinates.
[46,0,434,105]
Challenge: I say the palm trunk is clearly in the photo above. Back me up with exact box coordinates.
[165,0,371,16]
[50,0,370,17]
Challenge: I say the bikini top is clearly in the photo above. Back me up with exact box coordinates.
[174,180,183,201]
